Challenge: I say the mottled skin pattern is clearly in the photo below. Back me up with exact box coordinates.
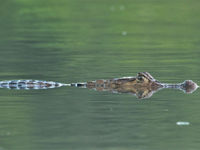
[86,72,163,98]
[0,72,198,99]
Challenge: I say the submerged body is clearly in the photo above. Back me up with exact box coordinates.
[0,72,198,99]
[81,72,163,98]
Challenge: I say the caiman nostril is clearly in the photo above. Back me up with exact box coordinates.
[181,80,199,93]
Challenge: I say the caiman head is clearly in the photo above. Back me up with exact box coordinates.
[135,72,198,98]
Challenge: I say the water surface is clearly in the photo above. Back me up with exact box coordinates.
[0,0,200,150]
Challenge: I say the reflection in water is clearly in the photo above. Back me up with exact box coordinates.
[0,72,198,99]
[79,72,199,99]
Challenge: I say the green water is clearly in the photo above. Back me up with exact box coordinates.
[0,0,200,150]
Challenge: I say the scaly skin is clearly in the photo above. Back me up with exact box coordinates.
[0,80,65,89]
[85,72,163,98]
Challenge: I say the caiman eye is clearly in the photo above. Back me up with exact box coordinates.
[138,76,143,81]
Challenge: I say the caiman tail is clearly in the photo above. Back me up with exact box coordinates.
[0,80,69,89]
[0,79,90,89]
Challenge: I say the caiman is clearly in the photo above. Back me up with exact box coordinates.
[0,72,198,99]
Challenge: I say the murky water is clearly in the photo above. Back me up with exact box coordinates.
[0,0,200,150]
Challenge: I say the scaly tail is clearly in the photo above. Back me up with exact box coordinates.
[0,80,69,90]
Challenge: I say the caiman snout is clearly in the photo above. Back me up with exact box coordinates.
[181,80,199,93]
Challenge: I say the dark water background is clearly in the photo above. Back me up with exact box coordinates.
[0,0,200,150]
